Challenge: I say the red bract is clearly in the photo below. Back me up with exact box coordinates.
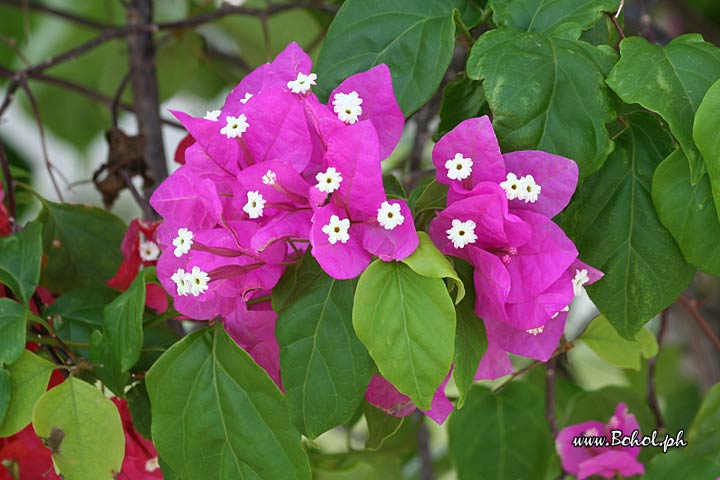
[0,186,10,236]
[112,398,162,479]
[173,134,195,165]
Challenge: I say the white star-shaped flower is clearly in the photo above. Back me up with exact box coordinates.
[139,240,160,262]
[262,169,277,185]
[240,92,253,104]
[145,457,160,473]
[332,91,363,124]
[518,174,541,203]
[377,201,404,230]
[315,167,343,193]
[243,190,266,219]
[526,326,545,336]
[220,114,249,139]
[204,109,221,121]
[172,228,193,257]
[287,72,317,94]
[188,266,210,296]
[171,268,191,296]
[500,172,522,200]
[572,268,590,296]
[445,153,473,181]
[322,215,351,244]
[446,219,478,249]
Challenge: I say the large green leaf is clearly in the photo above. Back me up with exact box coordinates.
[557,111,694,339]
[0,299,28,366]
[32,377,125,480]
[644,451,720,480]
[488,0,620,34]
[0,350,54,436]
[448,383,553,480]
[90,268,153,396]
[0,221,42,305]
[0,369,10,426]
[45,286,119,348]
[435,75,488,140]
[363,401,404,450]
[352,260,455,410]
[401,232,464,303]
[274,255,372,439]
[38,200,126,292]
[606,34,720,183]
[687,383,720,461]
[652,150,720,276]
[694,78,720,222]
[316,0,456,115]
[467,28,617,177]
[580,315,657,370]
[146,325,311,480]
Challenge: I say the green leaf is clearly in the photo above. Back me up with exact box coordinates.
[146,325,311,480]
[352,260,455,410]
[448,383,553,480]
[565,386,655,433]
[652,149,720,275]
[0,221,42,305]
[363,401,404,450]
[488,0,620,34]
[0,298,29,366]
[687,382,720,461]
[401,232,464,303]
[90,268,153,396]
[0,369,10,426]
[0,350,54,436]
[557,110,694,339]
[454,0,485,28]
[581,315,657,370]
[127,381,152,440]
[452,260,487,408]
[274,255,372,439]
[38,200,126,292]
[411,180,449,215]
[644,451,720,480]
[32,377,125,480]
[694,78,720,222]
[606,34,720,183]
[435,75,488,140]
[467,28,617,177]
[316,0,456,115]
[382,174,407,199]
[45,286,119,349]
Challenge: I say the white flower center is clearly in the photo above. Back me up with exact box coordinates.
[572,268,590,296]
[172,228,194,258]
[445,153,473,181]
[262,169,277,185]
[500,172,541,203]
[376,201,404,230]
[584,427,600,437]
[332,91,363,124]
[171,268,191,296]
[139,240,160,262]
[145,457,160,473]
[526,326,545,336]
[315,167,343,193]
[287,72,317,94]
[240,92,253,104]
[551,305,570,319]
[220,114,249,139]
[188,266,210,296]
[321,215,351,244]
[204,109,221,122]
[446,219,478,249]
[243,190,266,219]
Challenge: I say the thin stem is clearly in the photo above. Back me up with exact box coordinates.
[678,295,720,352]
[416,412,434,480]
[120,169,155,219]
[30,335,89,350]
[647,308,668,430]
[0,137,18,232]
[0,0,113,30]
[492,341,575,394]
[608,12,626,40]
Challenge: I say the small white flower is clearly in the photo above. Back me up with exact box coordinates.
[171,268,191,296]
[322,215,351,244]
[500,172,522,200]
[243,190,266,219]
[262,169,277,185]
[526,326,545,336]
[287,72,317,94]
[145,457,160,473]
[332,91,363,124]
[377,201,404,230]
[584,427,600,437]
[446,219,478,249]
[315,167,343,193]
[188,266,210,296]
[139,240,160,262]
[518,174,541,203]
[572,269,590,296]
[240,92,253,104]
[172,228,194,257]
[204,109,221,122]
[220,114,249,139]
[445,153,473,181]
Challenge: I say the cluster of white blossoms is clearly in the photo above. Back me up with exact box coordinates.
[445,153,473,181]
[332,91,363,124]
[243,190,266,219]
[446,219,478,249]
[220,114,249,139]
[204,109,221,122]
[261,169,277,185]
[572,268,590,296]
[240,92,253,104]
[376,201,405,230]
[287,72,317,95]
[315,167,343,193]
[139,239,160,262]
[322,215,351,244]
[499,172,541,203]
[172,228,194,258]
[171,266,210,297]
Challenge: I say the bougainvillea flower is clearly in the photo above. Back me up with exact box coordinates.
[0,185,10,236]
[112,398,163,479]
[556,403,644,479]
[364,374,453,425]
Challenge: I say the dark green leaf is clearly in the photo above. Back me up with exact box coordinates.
[127,381,152,440]
[687,382,720,461]
[435,75,488,140]
[557,111,693,339]
[644,451,720,480]
[564,386,655,434]
[0,350,54,436]
[382,174,406,199]
[488,0,620,34]
[0,221,42,305]
[316,0,456,115]
[363,401,404,450]
[146,325,311,480]
[45,286,119,349]
[454,0,485,28]
[411,180,449,215]
[467,28,617,177]
[274,255,372,439]
[694,78,720,222]
[0,298,28,366]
